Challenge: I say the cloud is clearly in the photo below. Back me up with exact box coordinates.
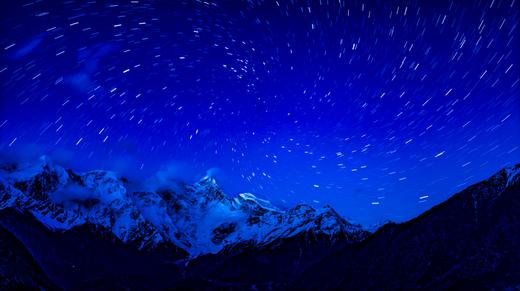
[205,167,220,178]
[0,142,215,194]
[0,143,74,165]
[9,33,45,60]
[49,183,97,204]
[137,161,202,193]
[64,43,118,92]
[64,72,93,92]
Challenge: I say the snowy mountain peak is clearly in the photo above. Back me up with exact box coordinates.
[235,193,281,212]
[195,176,217,190]
[1,155,66,185]
[0,159,368,257]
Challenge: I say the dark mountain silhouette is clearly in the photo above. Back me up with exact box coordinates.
[294,165,520,290]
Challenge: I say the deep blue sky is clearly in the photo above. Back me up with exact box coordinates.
[1,0,519,225]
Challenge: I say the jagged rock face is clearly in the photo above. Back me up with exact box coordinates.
[211,222,237,244]
[0,157,367,257]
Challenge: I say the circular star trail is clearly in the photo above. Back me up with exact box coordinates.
[1,0,519,225]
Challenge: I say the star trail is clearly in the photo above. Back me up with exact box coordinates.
[1,0,519,225]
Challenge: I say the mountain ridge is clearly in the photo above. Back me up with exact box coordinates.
[0,156,367,257]
[292,163,520,290]
[0,158,518,290]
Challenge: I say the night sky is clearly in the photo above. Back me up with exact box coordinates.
[1,0,519,226]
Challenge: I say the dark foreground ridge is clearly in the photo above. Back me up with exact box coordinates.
[0,158,519,290]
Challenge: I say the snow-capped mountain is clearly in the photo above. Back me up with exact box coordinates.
[1,159,519,290]
[0,156,367,257]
